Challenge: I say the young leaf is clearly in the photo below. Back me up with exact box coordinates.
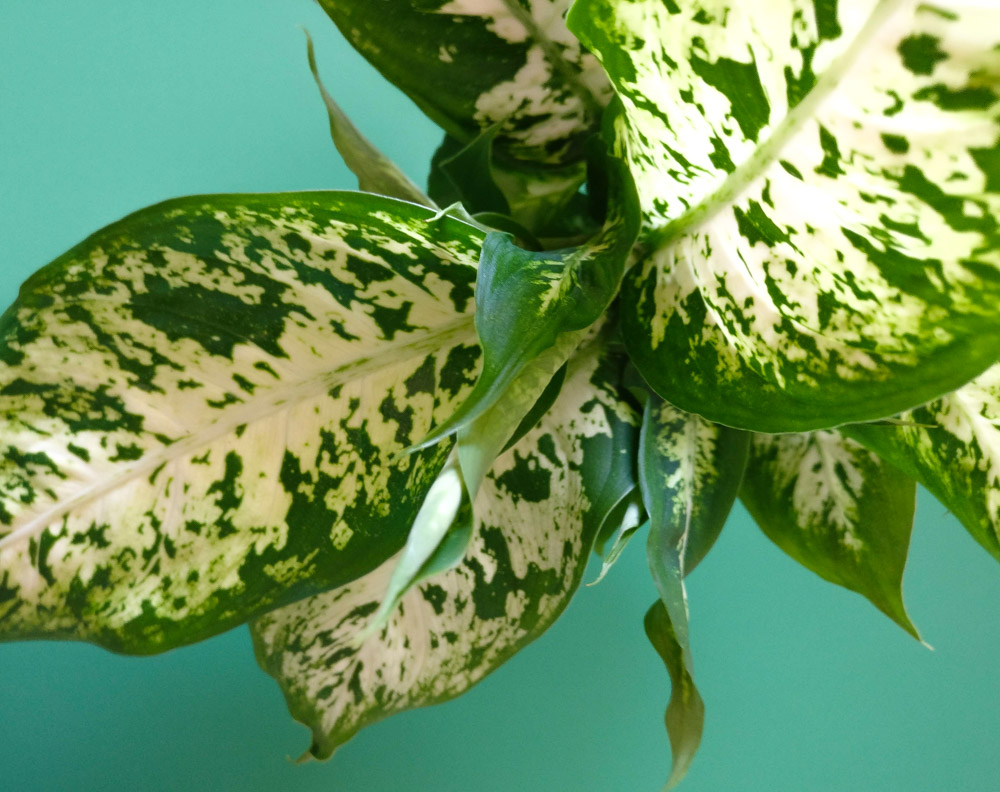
[571,0,1000,432]
[740,431,920,638]
[304,31,434,207]
[0,191,485,653]
[417,155,640,448]
[847,363,1000,565]
[589,488,644,585]
[317,0,612,165]
[251,334,636,758]
[638,395,749,787]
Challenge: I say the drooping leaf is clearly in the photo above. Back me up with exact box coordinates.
[317,0,612,165]
[571,0,1000,432]
[847,363,1000,565]
[740,431,920,638]
[251,333,636,758]
[0,191,486,653]
[417,154,640,448]
[639,396,748,580]
[637,394,748,787]
[304,31,434,207]
[644,599,705,792]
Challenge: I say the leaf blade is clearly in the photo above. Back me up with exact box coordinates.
[0,191,485,652]
[251,334,637,756]
[573,0,1000,432]
[740,430,920,638]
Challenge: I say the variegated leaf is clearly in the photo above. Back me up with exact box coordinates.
[317,0,613,165]
[847,362,1000,565]
[639,397,749,581]
[571,0,1000,432]
[740,430,919,637]
[0,192,486,653]
[637,395,748,787]
[251,334,638,758]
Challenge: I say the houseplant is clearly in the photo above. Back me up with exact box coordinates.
[1,0,1000,788]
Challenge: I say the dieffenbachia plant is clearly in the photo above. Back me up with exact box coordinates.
[1,0,998,788]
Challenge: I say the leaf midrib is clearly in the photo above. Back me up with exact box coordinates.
[0,316,477,551]
[645,0,905,249]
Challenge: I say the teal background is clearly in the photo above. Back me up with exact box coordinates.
[2,2,999,790]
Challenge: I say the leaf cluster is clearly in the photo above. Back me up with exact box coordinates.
[1,1,999,788]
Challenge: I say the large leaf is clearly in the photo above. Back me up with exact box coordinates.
[847,362,1000,565]
[251,334,638,759]
[571,0,1000,432]
[317,0,612,165]
[0,192,486,653]
[740,431,919,638]
[637,393,748,787]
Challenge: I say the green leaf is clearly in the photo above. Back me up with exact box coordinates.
[304,31,434,207]
[0,191,486,653]
[644,599,705,792]
[250,333,635,758]
[847,363,1000,565]
[740,430,919,639]
[428,130,588,237]
[428,124,511,215]
[317,0,612,165]
[637,395,748,788]
[571,0,1000,432]
[417,155,640,449]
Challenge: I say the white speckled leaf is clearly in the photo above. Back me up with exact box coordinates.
[847,362,1000,565]
[637,395,748,787]
[571,0,1000,431]
[740,430,919,637]
[0,192,486,653]
[317,0,613,165]
[250,336,639,759]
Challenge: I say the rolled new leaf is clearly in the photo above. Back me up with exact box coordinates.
[251,334,638,758]
[0,192,486,653]
[571,0,1000,432]
[317,0,612,165]
[847,363,1000,565]
[740,431,919,638]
